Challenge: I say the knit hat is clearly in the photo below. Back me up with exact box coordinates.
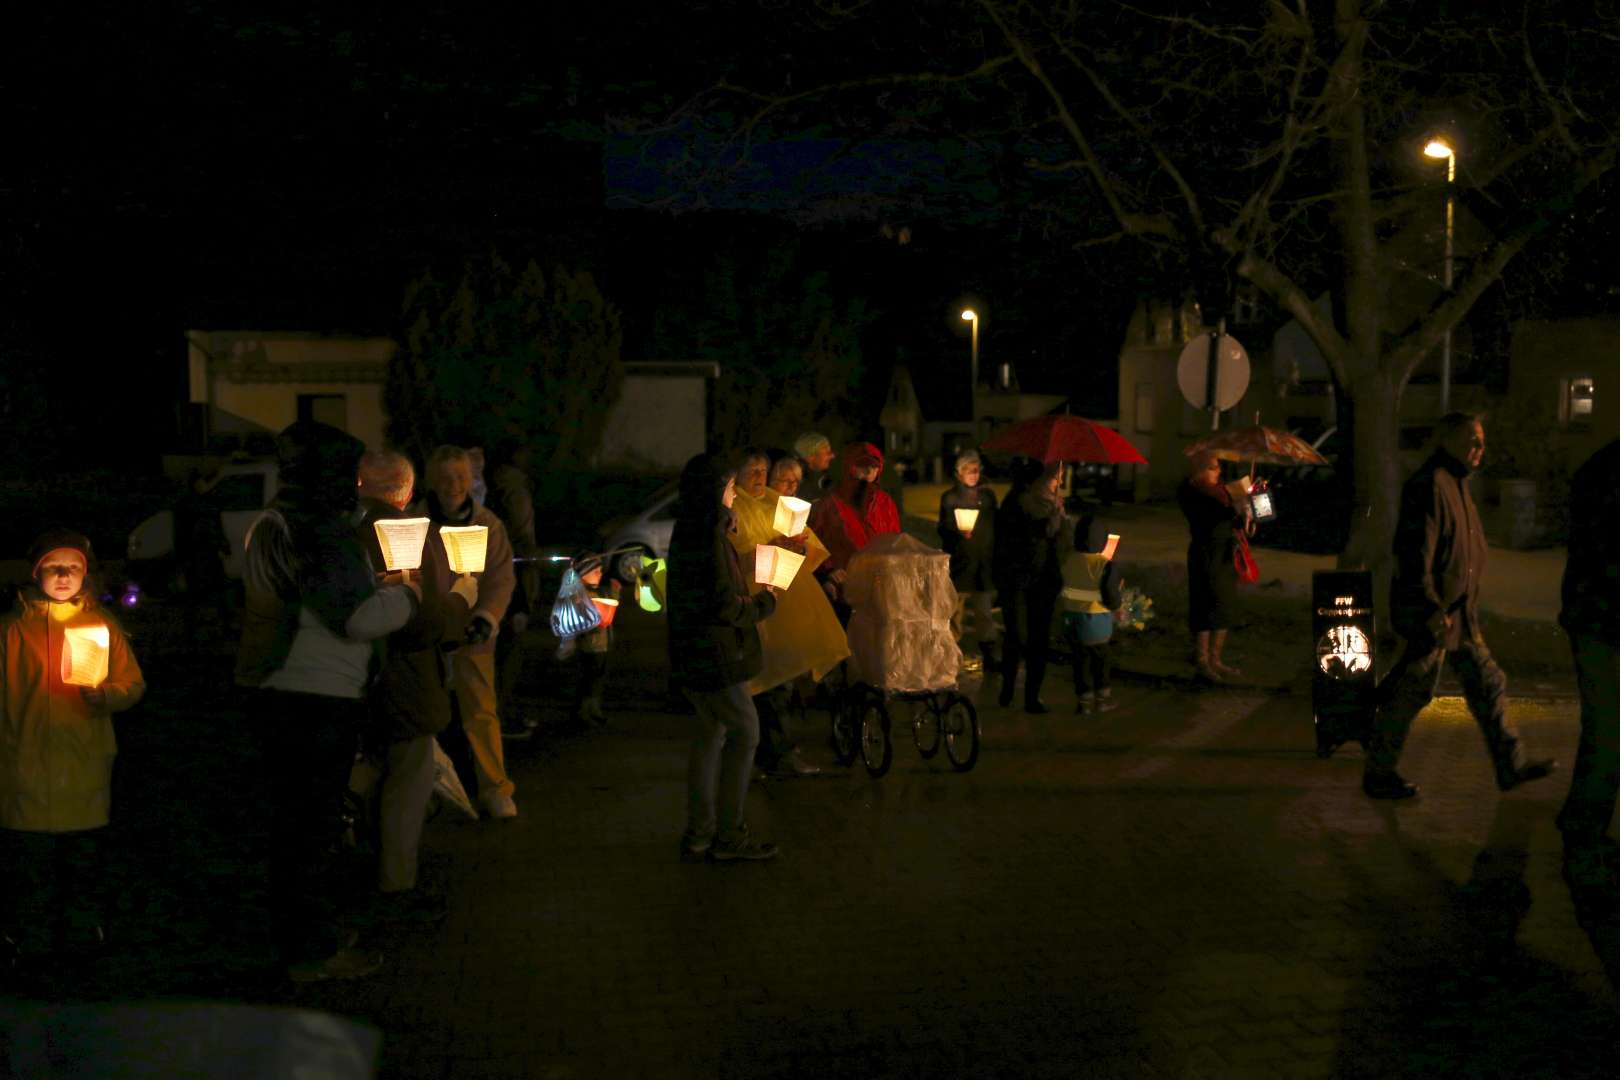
[28,528,94,577]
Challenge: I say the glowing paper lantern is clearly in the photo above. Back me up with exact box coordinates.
[772,495,812,537]
[754,545,806,590]
[373,517,432,572]
[1101,533,1120,561]
[440,526,489,574]
[636,558,668,612]
[953,508,980,533]
[593,597,619,627]
[62,624,110,688]
[1316,624,1372,677]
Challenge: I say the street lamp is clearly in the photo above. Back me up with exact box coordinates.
[1424,138,1456,414]
[961,308,979,442]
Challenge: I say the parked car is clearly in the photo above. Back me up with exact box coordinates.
[598,480,679,585]
[1251,428,1351,553]
[127,461,279,586]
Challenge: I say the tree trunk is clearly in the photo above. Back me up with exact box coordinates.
[1339,368,1403,614]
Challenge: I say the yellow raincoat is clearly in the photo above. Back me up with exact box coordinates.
[729,488,850,695]
[0,590,146,832]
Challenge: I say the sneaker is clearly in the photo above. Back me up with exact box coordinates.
[287,946,384,983]
[481,792,518,820]
[710,837,779,862]
[1082,699,1119,715]
[678,840,712,864]
[1075,693,1095,714]
[768,749,822,778]
[1362,771,1420,800]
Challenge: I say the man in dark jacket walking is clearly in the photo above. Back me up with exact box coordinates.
[1363,413,1557,799]
[669,453,780,862]
[1555,437,1620,905]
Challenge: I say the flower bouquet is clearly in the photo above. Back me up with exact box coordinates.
[1114,586,1156,632]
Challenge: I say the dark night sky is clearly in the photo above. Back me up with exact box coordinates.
[10,6,1146,473]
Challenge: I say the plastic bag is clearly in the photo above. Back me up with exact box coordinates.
[1233,532,1259,584]
[844,533,961,692]
[550,566,603,639]
[432,737,478,821]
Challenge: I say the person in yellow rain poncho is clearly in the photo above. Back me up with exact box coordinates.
[2,529,146,964]
[729,449,850,777]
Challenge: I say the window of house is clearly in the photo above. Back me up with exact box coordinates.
[1567,376,1595,425]
[297,393,348,430]
[1134,383,1154,433]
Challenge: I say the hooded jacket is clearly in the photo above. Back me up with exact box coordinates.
[1,589,145,831]
[1060,516,1123,615]
[667,454,777,692]
[807,442,902,576]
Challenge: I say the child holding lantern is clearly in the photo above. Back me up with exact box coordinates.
[0,528,146,964]
[569,553,620,729]
[1060,515,1123,714]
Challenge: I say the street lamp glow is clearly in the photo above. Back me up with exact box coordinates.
[1423,137,1458,412]
[961,309,977,322]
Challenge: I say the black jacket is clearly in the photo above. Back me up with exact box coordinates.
[667,456,777,692]
[937,483,997,592]
[1391,449,1487,648]
[992,485,1065,595]
[1560,438,1620,645]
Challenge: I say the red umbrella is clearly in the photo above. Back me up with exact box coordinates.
[980,415,1147,465]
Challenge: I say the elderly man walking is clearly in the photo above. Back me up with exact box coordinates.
[1362,413,1557,800]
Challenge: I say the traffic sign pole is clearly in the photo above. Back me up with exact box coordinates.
[1204,318,1226,431]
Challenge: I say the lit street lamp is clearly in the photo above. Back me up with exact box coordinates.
[961,308,979,442]
[1424,138,1456,414]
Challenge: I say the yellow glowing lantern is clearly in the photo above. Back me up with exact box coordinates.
[772,495,812,537]
[754,544,806,590]
[636,558,668,612]
[953,508,980,533]
[1101,533,1120,561]
[439,525,489,574]
[62,624,110,688]
[373,517,432,572]
[593,597,619,627]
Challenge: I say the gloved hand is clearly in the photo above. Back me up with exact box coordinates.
[464,614,495,646]
[450,573,479,609]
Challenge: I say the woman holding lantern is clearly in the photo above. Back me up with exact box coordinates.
[937,449,1000,673]
[731,448,849,778]
[1178,450,1249,683]
[991,459,1068,713]
[1,528,145,965]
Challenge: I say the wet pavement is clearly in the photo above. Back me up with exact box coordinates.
[5,599,1619,1078]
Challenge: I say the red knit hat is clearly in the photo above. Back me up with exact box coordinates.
[28,528,94,577]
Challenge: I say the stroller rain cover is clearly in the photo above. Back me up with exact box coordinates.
[843,532,961,692]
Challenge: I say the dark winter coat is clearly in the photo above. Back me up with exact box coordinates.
[1561,438,1620,646]
[667,455,778,692]
[937,483,997,593]
[1391,449,1488,650]
[1178,477,1242,632]
[992,481,1065,596]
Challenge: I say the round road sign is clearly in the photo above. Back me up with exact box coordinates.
[1176,332,1250,411]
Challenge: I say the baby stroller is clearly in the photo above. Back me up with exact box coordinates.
[828,533,981,776]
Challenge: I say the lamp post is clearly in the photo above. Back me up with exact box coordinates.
[1423,138,1456,414]
[961,308,979,442]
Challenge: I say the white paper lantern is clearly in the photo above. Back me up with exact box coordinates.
[439,525,489,574]
[772,495,812,537]
[953,508,980,533]
[754,545,806,590]
[373,517,432,571]
[62,624,110,688]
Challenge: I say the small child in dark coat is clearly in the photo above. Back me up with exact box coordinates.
[1059,515,1124,714]
[571,554,621,728]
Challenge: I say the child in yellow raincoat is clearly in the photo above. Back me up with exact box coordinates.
[1,528,145,962]
[729,450,850,776]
